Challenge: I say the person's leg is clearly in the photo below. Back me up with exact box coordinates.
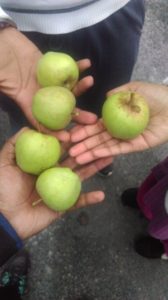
[121,189,165,258]
[121,173,157,218]
[121,176,167,259]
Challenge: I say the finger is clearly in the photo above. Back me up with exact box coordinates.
[25,203,62,238]
[70,120,104,143]
[60,156,78,170]
[20,102,70,142]
[69,124,83,135]
[106,81,142,97]
[69,131,112,157]
[73,76,94,97]
[77,58,91,72]
[73,108,97,125]
[93,135,149,157]
[0,127,28,166]
[72,191,105,210]
[60,152,113,178]
[32,191,104,233]
[81,139,124,162]
[76,157,113,180]
[13,190,105,239]
[73,139,119,164]
[27,190,104,238]
[32,120,70,142]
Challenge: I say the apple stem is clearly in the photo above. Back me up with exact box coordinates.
[32,198,42,207]
[129,92,141,113]
[130,92,134,102]
[71,110,79,117]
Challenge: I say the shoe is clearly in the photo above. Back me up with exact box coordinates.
[0,286,22,299]
[98,164,113,177]
[134,235,164,258]
[121,188,139,209]
[0,249,30,296]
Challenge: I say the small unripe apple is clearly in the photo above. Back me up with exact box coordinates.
[32,86,76,130]
[15,129,61,175]
[102,91,150,140]
[36,167,81,211]
[37,52,79,90]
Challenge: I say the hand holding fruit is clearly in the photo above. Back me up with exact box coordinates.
[69,81,168,164]
[0,128,112,239]
[32,53,98,134]
[32,52,97,131]
[0,28,96,140]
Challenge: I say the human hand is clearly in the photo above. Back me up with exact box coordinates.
[69,81,168,164]
[0,28,97,142]
[0,129,112,240]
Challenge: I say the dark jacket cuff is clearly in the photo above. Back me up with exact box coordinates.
[0,213,23,266]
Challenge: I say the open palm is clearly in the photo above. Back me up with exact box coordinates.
[0,129,112,240]
[69,81,168,164]
[0,28,96,142]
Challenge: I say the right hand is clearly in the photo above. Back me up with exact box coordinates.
[0,27,97,142]
[69,81,168,164]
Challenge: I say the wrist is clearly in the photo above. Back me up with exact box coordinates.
[0,209,27,240]
[0,25,18,38]
[0,213,22,246]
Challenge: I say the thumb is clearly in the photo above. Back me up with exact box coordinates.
[24,203,61,238]
[106,81,142,96]
[0,127,28,166]
[73,108,97,124]
[23,191,105,239]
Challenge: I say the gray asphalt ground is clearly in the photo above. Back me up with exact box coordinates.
[1,1,168,299]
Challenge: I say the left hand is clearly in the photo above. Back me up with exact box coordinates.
[0,129,112,240]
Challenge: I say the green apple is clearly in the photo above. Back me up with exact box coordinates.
[102,91,150,140]
[36,167,81,211]
[37,51,79,90]
[32,86,76,130]
[15,129,61,175]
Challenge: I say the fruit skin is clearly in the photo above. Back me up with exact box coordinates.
[36,167,81,211]
[32,86,76,130]
[15,129,61,175]
[37,52,79,90]
[102,91,150,140]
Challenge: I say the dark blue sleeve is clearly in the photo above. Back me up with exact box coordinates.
[0,213,23,266]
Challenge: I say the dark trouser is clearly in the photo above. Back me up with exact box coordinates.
[0,286,22,300]
[0,0,145,135]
